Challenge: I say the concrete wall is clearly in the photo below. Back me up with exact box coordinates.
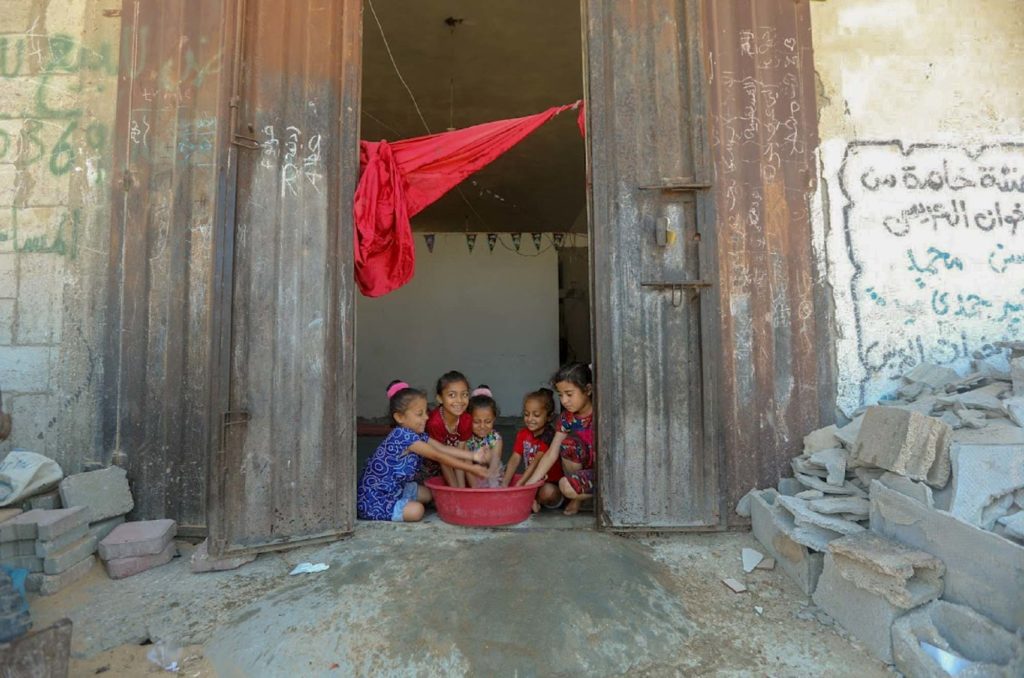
[810,0,1024,416]
[356,233,560,418]
[0,1,120,465]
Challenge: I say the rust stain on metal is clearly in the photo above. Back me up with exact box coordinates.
[701,0,832,524]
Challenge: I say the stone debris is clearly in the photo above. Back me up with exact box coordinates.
[892,601,1024,678]
[721,577,747,593]
[749,489,823,595]
[1003,396,1024,427]
[88,515,126,543]
[27,489,61,511]
[794,489,824,500]
[754,557,775,571]
[807,448,848,486]
[826,533,944,609]
[190,539,257,573]
[852,407,951,487]
[805,497,870,517]
[734,488,757,518]
[997,512,1024,540]
[948,444,1024,529]
[59,466,134,523]
[1011,356,1024,396]
[904,363,960,390]
[741,548,763,573]
[793,473,866,498]
[803,425,840,454]
[776,495,865,537]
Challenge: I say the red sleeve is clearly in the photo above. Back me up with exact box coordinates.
[457,412,473,441]
[425,408,445,442]
[556,411,570,434]
[512,429,530,455]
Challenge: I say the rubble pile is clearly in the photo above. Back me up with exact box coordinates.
[741,345,1024,673]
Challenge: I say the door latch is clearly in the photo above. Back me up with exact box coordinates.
[655,216,677,246]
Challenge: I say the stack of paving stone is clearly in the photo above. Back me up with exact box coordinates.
[59,466,134,543]
[98,520,177,579]
[737,346,1024,672]
[0,507,96,595]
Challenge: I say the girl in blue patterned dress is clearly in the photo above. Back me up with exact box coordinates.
[357,380,490,522]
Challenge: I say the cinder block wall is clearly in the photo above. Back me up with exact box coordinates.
[810,0,1024,417]
[0,0,120,469]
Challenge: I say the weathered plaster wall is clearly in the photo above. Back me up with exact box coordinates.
[811,0,1024,416]
[0,0,120,465]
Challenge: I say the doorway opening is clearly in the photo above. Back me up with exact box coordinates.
[354,0,593,526]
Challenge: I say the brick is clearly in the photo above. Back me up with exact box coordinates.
[59,466,133,522]
[104,539,176,579]
[0,539,35,559]
[34,522,88,558]
[99,519,175,560]
[0,509,45,542]
[26,555,95,596]
[88,515,125,542]
[35,506,89,541]
[0,347,49,392]
[827,533,943,609]
[749,489,824,596]
[190,539,256,573]
[2,555,42,573]
[812,553,910,663]
[870,481,1024,632]
[42,534,95,575]
[949,444,1024,529]
[853,406,952,487]
[27,489,61,511]
[892,601,1024,678]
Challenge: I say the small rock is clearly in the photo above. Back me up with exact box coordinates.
[741,548,763,573]
[754,606,764,615]
[755,557,775,570]
[722,578,747,593]
[735,489,757,518]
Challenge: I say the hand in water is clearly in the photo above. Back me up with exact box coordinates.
[472,448,489,465]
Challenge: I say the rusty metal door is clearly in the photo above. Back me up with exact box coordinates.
[584,0,719,528]
[106,0,229,533]
[207,0,361,556]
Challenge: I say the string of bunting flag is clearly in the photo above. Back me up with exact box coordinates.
[421,232,582,255]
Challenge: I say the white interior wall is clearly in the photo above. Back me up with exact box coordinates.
[356,234,559,418]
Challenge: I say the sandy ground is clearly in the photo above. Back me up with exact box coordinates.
[27,517,892,676]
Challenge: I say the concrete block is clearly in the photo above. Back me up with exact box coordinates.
[0,539,36,559]
[34,522,88,558]
[26,489,61,511]
[803,425,840,454]
[949,444,1024,529]
[0,509,22,525]
[99,520,175,560]
[870,480,1024,632]
[853,406,952,487]
[190,539,257,573]
[1012,357,1024,397]
[812,553,909,663]
[2,556,42,573]
[35,507,89,541]
[42,534,96,575]
[749,489,824,595]
[807,448,848,486]
[892,601,1024,678]
[806,497,870,517]
[827,533,943,609]
[88,515,125,543]
[26,555,95,596]
[104,540,176,580]
[876,472,934,506]
[59,467,133,522]
[0,510,45,541]
[777,495,866,536]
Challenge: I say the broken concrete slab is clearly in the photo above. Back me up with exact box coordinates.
[791,457,829,479]
[26,555,95,596]
[808,448,848,486]
[34,506,89,542]
[99,520,176,561]
[0,510,44,542]
[954,407,989,429]
[812,553,910,663]
[104,540,176,579]
[777,495,866,537]
[734,488,757,518]
[827,533,943,609]
[58,467,133,523]
[806,497,870,517]
[852,406,951,487]
[853,467,886,488]
[794,473,866,497]
[937,383,1011,413]
[892,601,1024,678]
[749,489,824,596]
[870,481,1024,632]
[190,539,257,573]
[794,490,824,500]
[803,425,841,454]
[1012,356,1024,396]
[949,444,1024,529]
[996,512,1024,540]
[905,363,960,390]
[42,534,97,575]
[741,548,763,573]
[34,523,89,558]
[876,473,934,506]
[1004,397,1024,427]
[952,417,1024,445]
[776,477,802,496]
[834,415,864,448]
[88,515,125,543]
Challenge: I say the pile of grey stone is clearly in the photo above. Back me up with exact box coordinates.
[739,345,1024,674]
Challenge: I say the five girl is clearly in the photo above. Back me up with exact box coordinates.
[357,362,596,522]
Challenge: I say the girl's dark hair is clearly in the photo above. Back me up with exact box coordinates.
[523,388,555,415]
[387,379,426,422]
[552,362,593,390]
[435,370,470,395]
[468,384,499,417]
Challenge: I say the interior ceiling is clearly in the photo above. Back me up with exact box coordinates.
[361,1,586,233]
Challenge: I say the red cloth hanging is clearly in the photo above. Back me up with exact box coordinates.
[354,101,581,297]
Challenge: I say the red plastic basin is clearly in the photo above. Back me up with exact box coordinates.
[425,475,542,527]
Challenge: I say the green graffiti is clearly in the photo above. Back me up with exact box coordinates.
[16,209,80,258]
[34,72,83,119]
[0,129,9,158]
[85,121,107,151]
[0,34,117,79]
[49,120,76,175]
[18,120,46,164]
[0,37,24,77]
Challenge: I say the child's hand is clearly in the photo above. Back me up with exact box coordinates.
[531,500,541,513]
[472,448,489,465]
[469,465,490,479]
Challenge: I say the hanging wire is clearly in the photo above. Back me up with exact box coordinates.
[366,0,432,135]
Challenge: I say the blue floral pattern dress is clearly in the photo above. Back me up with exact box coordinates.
[357,426,429,521]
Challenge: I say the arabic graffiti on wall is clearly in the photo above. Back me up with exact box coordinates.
[837,142,1024,409]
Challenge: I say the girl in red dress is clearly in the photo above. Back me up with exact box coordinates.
[424,370,473,487]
